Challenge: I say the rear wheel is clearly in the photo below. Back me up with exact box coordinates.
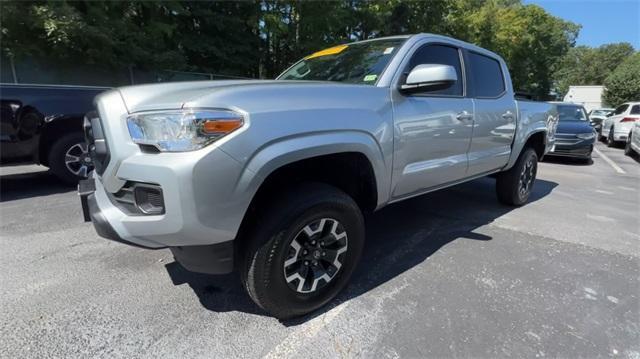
[241,183,365,319]
[496,147,538,206]
[48,132,93,184]
[607,127,616,148]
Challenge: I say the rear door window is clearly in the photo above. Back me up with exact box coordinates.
[614,104,629,115]
[468,52,505,98]
[630,105,640,115]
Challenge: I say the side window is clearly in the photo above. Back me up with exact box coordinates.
[614,104,629,115]
[468,52,505,98]
[630,105,640,115]
[406,44,463,96]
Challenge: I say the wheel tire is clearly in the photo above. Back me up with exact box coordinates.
[496,147,538,206]
[240,183,365,319]
[607,127,616,148]
[48,132,93,184]
[624,132,633,156]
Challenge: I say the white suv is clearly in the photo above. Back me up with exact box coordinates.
[601,102,640,147]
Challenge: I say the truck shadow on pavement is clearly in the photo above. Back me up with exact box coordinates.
[0,169,75,202]
[165,176,558,323]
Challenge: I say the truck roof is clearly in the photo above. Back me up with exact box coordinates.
[349,33,504,61]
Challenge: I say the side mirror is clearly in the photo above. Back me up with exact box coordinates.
[401,64,457,92]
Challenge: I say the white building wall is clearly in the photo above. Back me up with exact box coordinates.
[563,86,605,112]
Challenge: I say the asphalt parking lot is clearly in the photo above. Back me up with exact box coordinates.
[1,141,638,358]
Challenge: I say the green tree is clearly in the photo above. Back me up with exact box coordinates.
[459,1,579,99]
[0,0,582,90]
[1,1,187,70]
[554,43,635,96]
[602,53,640,107]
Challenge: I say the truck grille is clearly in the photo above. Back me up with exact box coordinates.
[83,111,110,175]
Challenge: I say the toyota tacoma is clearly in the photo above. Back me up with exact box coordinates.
[79,34,558,319]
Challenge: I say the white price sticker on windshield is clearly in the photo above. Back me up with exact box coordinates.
[383,47,394,55]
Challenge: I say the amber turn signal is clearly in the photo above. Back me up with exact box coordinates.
[201,119,243,134]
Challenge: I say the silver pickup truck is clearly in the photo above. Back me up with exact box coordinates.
[79,34,557,318]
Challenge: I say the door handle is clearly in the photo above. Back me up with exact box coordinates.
[502,111,514,119]
[456,111,473,121]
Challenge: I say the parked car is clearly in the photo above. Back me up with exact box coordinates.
[79,34,558,319]
[0,84,108,183]
[547,103,595,161]
[601,102,640,147]
[588,108,613,136]
[624,121,640,156]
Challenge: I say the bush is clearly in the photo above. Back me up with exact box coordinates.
[603,53,640,107]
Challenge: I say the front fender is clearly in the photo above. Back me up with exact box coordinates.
[233,130,391,209]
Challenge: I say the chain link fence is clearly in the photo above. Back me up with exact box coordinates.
[1,55,251,86]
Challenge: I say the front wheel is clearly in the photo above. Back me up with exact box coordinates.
[624,132,634,156]
[241,183,365,319]
[496,147,538,206]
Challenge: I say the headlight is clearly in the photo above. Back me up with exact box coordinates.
[576,132,595,140]
[126,109,244,152]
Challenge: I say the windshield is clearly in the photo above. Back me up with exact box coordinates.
[558,105,588,121]
[278,38,406,85]
[591,110,612,116]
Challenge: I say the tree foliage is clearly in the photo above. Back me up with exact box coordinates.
[1,0,585,97]
[602,53,640,107]
[554,43,635,96]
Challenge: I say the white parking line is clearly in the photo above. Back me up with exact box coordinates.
[265,302,349,358]
[594,147,626,174]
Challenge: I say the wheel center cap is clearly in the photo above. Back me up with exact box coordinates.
[312,250,322,260]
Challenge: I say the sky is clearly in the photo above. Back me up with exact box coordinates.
[524,0,640,49]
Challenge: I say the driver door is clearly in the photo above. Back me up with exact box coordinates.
[390,43,473,199]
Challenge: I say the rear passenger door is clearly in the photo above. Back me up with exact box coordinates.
[465,51,516,175]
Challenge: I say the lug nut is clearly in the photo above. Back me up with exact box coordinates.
[320,241,325,246]
[312,260,318,266]
[322,251,326,256]
[310,240,316,246]
[304,260,309,266]
[302,249,308,255]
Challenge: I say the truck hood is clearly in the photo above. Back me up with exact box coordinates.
[116,80,355,113]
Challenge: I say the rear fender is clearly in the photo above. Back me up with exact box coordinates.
[504,106,556,170]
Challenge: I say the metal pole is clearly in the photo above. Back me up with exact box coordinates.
[128,65,135,85]
[10,56,18,83]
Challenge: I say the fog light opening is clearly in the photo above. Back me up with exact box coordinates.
[133,184,165,215]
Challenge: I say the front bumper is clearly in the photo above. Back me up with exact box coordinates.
[549,144,593,158]
[80,177,235,274]
[549,136,594,158]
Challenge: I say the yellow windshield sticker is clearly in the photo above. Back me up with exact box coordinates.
[364,74,378,82]
[305,45,348,60]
